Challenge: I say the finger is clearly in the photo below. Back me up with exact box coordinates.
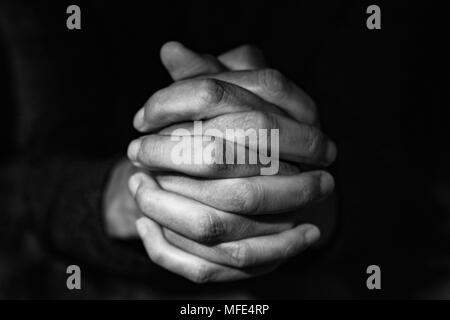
[133,78,284,132]
[160,41,225,81]
[205,69,318,124]
[127,134,300,178]
[155,171,334,214]
[136,217,278,283]
[162,44,309,124]
[134,69,318,131]
[163,224,320,268]
[158,111,337,166]
[129,172,297,244]
[217,44,267,70]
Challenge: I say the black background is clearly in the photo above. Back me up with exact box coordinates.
[0,0,448,299]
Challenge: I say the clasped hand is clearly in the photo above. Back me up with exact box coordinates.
[104,42,337,283]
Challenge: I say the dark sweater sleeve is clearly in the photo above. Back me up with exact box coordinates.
[0,1,159,278]
[25,155,159,277]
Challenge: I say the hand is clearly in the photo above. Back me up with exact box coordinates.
[125,42,337,283]
[102,44,271,239]
[103,43,272,239]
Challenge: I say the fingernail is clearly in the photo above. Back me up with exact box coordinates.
[128,173,144,196]
[133,108,145,130]
[304,226,320,245]
[136,217,150,237]
[127,138,142,161]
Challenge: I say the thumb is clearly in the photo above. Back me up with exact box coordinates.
[218,44,267,70]
[160,41,225,80]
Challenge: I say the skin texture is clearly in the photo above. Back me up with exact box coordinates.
[104,42,337,283]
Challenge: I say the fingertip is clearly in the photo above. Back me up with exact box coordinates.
[304,225,321,245]
[136,217,151,237]
[160,41,194,69]
[133,108,145,131]
[128,172,146,196]
[319,171,335,196]
[127,138,142,161]
[160,41,185,58]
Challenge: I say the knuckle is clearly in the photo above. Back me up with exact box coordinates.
[229,180,262,213]
[137,136,151,160]
[225,241,251,268]
[249,111,277,129]
[191,264,214,284]
[303,126,323,156]
[201,139,235,177]
[207,138,224,163]
[198,78,226,106]
[283,239,301,259]
[196,210,226,244]
[203,154,229,175]
[139,136,163,162]
[258,68,289,99]
[295,176,319,205]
